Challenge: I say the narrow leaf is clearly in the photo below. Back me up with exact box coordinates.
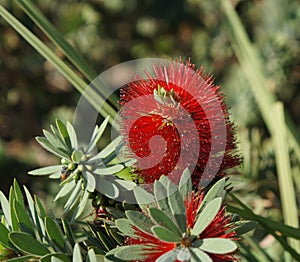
[9,188,18,231]
[61,219,75,247]
[191,197,222,238]
[56,119,72,153]
[34,195,46,219]
[85,172,96,192]
[64,181,82,214]
[0,191,11,227]
[0,222,13,249]
[199,178,226,212]
[13,179,25,209]
[87,249,98,262]
[86,117,109,154]
[91,136,122,160]
[93,164,124,175]
[45,217,65,252]
[167,181,186,233]
[40,253,71,262]
[72,189,89,220]
[179,168,192,198]
[154,180,172,218]
[232,221,257,235]
[54,180,76,202]
[36,137,69,159]
[133,186,155,212]
[114,245,150,261]
[148,207,181,236]
[196,238,237,254]
[177,248,191,261]
[95,177,119,199]
[13,200,34,236]
[9,232,49,256]
[0,5,116,122]
[43,129,68,154]
[28,165,62,176]
[125,210,153,234]
[67,122,78,149]
[115,219,136,237]
[156,249,180,262]
[72,243,82,262]
[190,248,212,262]
[151,225,181,243]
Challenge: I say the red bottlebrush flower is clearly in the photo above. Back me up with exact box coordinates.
[124,190,238,262]
[185,191,238,262]
[120,59,240,187]
[125,227,177,262]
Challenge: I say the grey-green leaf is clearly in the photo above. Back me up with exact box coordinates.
[179,168,192,198]
[54,180,76,202]
[167,181,186,233]
[151,225,181,243]
[95,177,119,199]
[40,253,71,262]
[115,218,136,237]
[190,248,212,262]
[196,238,237,254]
[199,178,226,212]
[72,189,89,220]
[13,179,25,208]
[125,210,153,234]
[86,117,109,154]
[45,217,65,251]
[114,245,150,261]
[87,249,98,262]
[0,191,11,227]
[9,188,18,231]
[134,186,155,212]
[178,248,191,261]
[72,243,82,262]
[36,137,69,159]
[56,119,72,153]
[9,232,49,256]
[154,180,172,218]
[91,136,122,159]
[0,222,13,249]
[156,249,180,262]
[28,165,62,176]
[93,164,124,175]
[13,200,34,236]
[148,207,181,236]
[85,172,96,192]
[67,122,78,149]
[191,197,222,238]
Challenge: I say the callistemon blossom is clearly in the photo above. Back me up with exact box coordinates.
[112,177,240,262]
[124,193,238,262]
[120,59,240,186]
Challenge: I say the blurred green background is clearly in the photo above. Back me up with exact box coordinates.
[0,0,299,260]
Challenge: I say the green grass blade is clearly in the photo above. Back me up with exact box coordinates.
[0,5,116,125]
[227,194,300,261]
[228,194,300,241]
[222,0,300,185]
[15,0,97,82]
[271,102,300,256]
[15,0,118,108]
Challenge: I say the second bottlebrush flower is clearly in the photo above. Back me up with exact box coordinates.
[120,59,241,187]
